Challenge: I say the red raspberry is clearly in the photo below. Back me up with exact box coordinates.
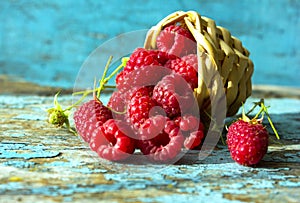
[174,115,205,149]
[156,25,196,57]
[122,48,167,72]
[182,54,198,71]
[138,115,167,140]
[137,120,184,162]
[73,99,113,143]
[174,114,200,132]
[107,91,126,113]
[107,90,128,122]
[184,130,204,150]
[227,119,269,166]
[127,86,157,129]
[116,48,174,91]
[165,56,198,89]
[89,119,135,161]
[152,74,196,118]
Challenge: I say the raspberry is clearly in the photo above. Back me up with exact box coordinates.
[227,119,269,166]
[122,48,161,73]
[156,25,196,57]
[165,56,198,89]
[107,91,126,113]
[127,86,157,129]
[174,115,205,149]
[184,130,204,150]
[107,90,128,122]
[116,48,174,91]
[174,115,200,132]
[138,115,167,140]
[137,120,184,162]
[89,119,135,161]
[181,54,198,71]
[152,74,196,118]
[73,99,113,143]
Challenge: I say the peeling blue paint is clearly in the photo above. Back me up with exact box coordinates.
[43,161,82,168]
[104,172,175,190]
[0,142,60,160]
[0,183,122,196]
[138,192,244,203]
[13,114,44,121]
[9,132,26,137]
[0,95,46,108]
[0,150,60,160]
[43,160,107,174]
[2,160,36,168]
[71,167,108,174]
[0,95,299,202]
[0,182,24,192]
[63,196,73,202]
[279,181,300,187]
[250,180,275,189]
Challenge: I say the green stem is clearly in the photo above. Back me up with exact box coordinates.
[262,105,280,140]
[97,56,127,98]
[72,85,116,96]
[64,90,90,112]
[72,89,94,96]
[65,56,127,112]
[253,105,264,120]
[103,85,116,89]
[105,57,129,82]
[245,102,259,116]
[97,56,113,98]
[245,99,280,140]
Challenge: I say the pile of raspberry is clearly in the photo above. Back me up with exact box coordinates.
[74,25,205,162]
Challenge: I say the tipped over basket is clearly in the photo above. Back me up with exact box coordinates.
[144,11,254,121]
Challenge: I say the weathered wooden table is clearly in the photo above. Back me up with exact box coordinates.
[0,81,300,203]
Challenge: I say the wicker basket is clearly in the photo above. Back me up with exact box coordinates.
[144,11,254,119]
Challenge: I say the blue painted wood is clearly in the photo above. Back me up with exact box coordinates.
[0,95,299,202]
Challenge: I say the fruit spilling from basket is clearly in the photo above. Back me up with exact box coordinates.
[47,11,279,165]
[74,45,206,162]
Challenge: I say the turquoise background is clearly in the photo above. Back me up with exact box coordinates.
[0,0,299,88]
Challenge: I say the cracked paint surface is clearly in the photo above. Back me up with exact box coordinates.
[0,95,300,203]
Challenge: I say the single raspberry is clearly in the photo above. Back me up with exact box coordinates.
[127,85,154,103]
[138,115,167,140]
[227,119,269,166]
[137,120,184,162]
[181,54,198,71]
[122,48,161,73]
[174,114,200,132]
[89,119,135,161]
[127,86,157,129]
[117,65,172,98]
[73,99,113,143]
[152,74,196,118]
[156,25,196,57]
[165,56,198,89]
[107,91,126,113]
[174,115,205,149]
[116,48,174,91]
[184,130,205,150]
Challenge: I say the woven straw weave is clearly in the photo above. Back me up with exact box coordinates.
[144,11,254,117]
